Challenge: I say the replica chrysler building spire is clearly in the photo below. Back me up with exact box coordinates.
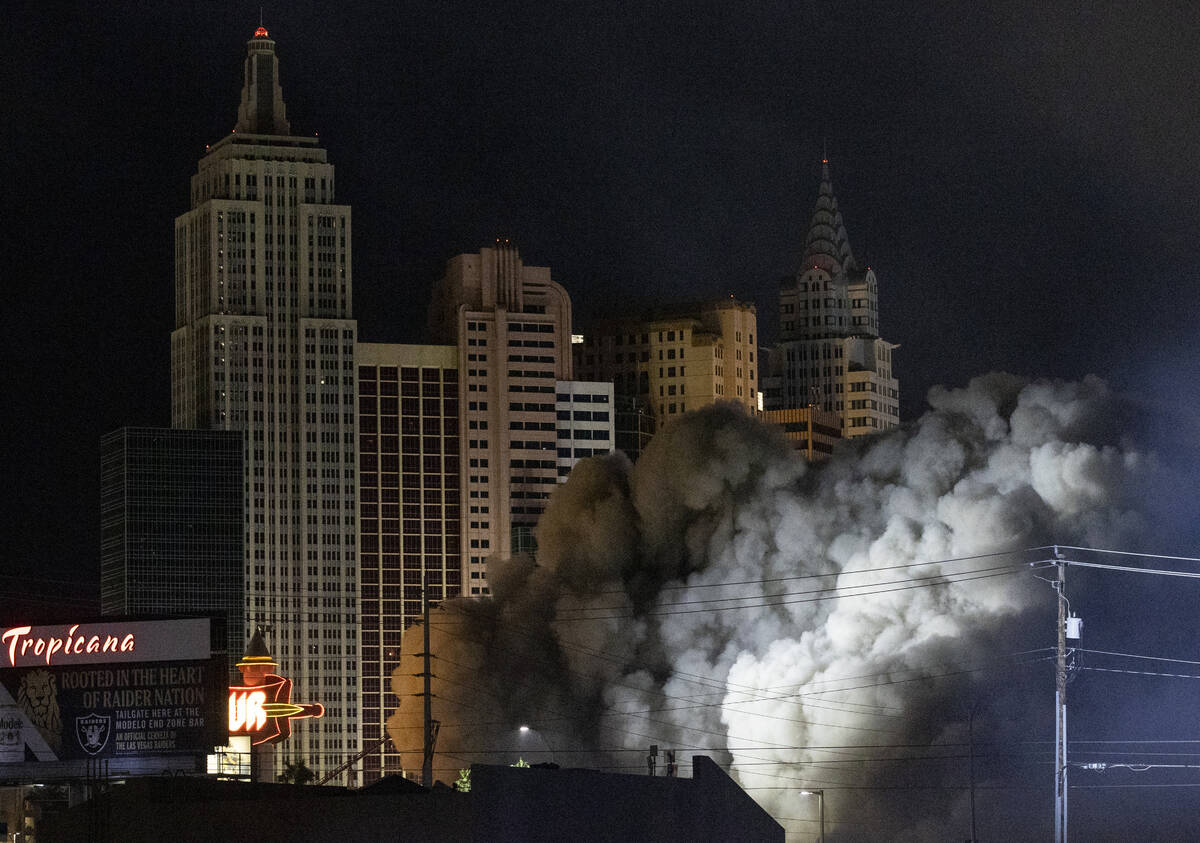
[802,159,857,278]
[766,157,900,437]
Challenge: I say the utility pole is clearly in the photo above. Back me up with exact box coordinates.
[421,572,434,788]
[1054,548,1068,843]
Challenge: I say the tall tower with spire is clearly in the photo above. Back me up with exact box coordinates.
[171,27,360,783]
[766,159,899,436]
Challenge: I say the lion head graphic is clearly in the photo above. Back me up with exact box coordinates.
[18,669,62,754]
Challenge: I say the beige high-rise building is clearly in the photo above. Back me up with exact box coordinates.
[555,381,615,480]
[765,160,899,437]
[574,299,758,448]
[428,241,573,592]
[170,27,360,783]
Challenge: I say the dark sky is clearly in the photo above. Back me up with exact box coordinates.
[7,0,1200,602]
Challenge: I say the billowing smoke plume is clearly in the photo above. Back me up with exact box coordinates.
[389,373,1162,839]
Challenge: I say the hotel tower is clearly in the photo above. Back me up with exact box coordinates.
[171,27,359,782]
[767,159,899,437]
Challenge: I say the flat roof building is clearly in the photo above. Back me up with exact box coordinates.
[755,407,843,461]
[356,343,461,783]
[41,755,782,842]
[574,299,758,458]
[100,427,244,660]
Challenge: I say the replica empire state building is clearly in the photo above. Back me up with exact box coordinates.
[171,27,359,783]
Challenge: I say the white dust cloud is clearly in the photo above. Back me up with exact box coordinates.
[388,373,1157,839]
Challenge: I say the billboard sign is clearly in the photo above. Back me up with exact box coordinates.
[0,618,225,763]
[2,619,211,669]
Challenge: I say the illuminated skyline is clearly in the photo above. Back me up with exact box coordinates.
[8,4,1199,598]
[5,5,1200,838]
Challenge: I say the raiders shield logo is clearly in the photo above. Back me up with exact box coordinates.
[76,713,111,756]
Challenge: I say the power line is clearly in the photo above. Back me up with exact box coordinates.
[553,563,1024,616]
[1055,546,1200,564]
[1079,647,1200,667]
[1070,783,1200,789]
[1070,740,1200,745]
[550,568,1025,622]
[1078,666,1200,680]
[592,547,1044,595]
[1062,559,1200,580]
[428,615,1050,734]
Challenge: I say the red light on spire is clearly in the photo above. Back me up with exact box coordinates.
[254,26,269,38]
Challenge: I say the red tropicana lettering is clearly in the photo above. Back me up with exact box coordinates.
[2,625,136,667]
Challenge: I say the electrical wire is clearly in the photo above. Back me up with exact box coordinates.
[1078,666,1200,680]
[427,612,1051,735]
[590,547,1044,595]
[427,614,1052,733]
[1078,648,1200,667]
[552,563,1025,616]
[512,568,1025,623]
[1070,783,1200,789]
[1061,559,1200,579]
[1055,546,1200,564]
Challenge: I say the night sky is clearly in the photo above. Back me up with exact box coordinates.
[5,2,1200,833]
[7,1,1200,594]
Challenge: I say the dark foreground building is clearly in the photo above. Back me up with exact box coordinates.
[42,756,783,842]
[99,428,244,659]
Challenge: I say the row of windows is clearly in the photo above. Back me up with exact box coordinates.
[782,316,845,330]
[556,393,609,403]
[555,410,610,421]
[556,429,611,441]
[557,447,610,458]
[508,402,553,412]
[505,322,555,334]
[783,345,844,361]
[510,421,554,431]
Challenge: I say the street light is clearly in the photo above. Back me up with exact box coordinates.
[517,724,556,763]
[799,790,824,843]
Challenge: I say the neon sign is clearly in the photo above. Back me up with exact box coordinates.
[3,625,135,668]
[0,620,211,670]
[227,639,323,745]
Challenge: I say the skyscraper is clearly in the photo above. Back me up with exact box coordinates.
[574,298,759,456]
[766,160,899,437]
[427,241,573,592]
[554,381,616,482]
[170,27,360,782]
[355,343,461,782]
[99,428,244,658]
